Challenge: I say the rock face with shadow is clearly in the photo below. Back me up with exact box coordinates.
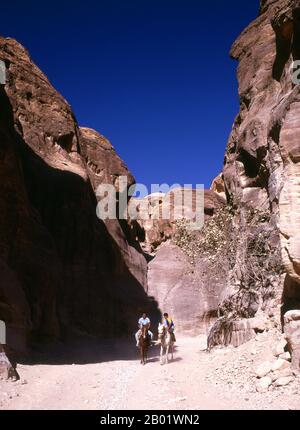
[129,189,227,335]
[147,242,228,336]
[79,127,148,289]
[209,0,300,364]
[0,37,159,372]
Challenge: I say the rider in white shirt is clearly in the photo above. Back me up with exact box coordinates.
[135,312,154,346]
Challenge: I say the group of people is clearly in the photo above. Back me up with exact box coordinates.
[135,312,176,346]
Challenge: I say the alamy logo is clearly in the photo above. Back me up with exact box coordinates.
[291,60,300,85]
[0,320,6,345]
[0,60,6,85]
[96,177,205,231]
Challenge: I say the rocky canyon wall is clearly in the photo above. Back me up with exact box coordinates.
[0,37,160,371]
[3,0,300,377]
[211,0,300,357]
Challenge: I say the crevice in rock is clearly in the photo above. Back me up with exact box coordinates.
[292,8,300,60]
[272,19,293,81]
[56,132,76,153]
[237,148,260,179]
[281,274,300,327]
[269,122,282,145]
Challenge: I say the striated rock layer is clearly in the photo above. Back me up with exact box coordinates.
[0,37,159,368]
[213,0,300,360]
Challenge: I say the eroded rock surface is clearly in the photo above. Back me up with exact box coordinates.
[130,189,226,334]
[210,173,226,200]
[0,37,159,356]
[131,189,225,254]
[208,0,300,358]
[284,310,300,372]
[0,345,18,381]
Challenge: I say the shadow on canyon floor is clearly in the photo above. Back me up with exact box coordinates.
[17,338,180,366]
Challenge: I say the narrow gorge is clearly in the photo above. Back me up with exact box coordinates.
[1,0,300,403]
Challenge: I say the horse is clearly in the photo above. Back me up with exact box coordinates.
[138,325,151,365]
[157,323,175,365]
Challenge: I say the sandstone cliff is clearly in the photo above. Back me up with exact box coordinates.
[209,0,300,362]
[0,37,159,375]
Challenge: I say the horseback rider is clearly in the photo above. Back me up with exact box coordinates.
[135,312,154,347]
[163,313,176,342]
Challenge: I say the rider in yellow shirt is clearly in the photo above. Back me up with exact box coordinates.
[163,313,176,342]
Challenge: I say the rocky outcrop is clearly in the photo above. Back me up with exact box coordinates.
[79,127,148,291]
[208,316,272,350]
[210,0,300,362]
[130,189,226,335]
[79,127,135,192]
[284,310,300,372]
[131,189,225,254]
[210,174,226,200]
[0,37,159,357]
[0,345,18,381]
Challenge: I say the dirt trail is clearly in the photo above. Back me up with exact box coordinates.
[0,337,299,410]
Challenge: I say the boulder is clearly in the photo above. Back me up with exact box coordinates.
[271,358,291,373]
[284,310,300,372]
[256,376,272,393]
[271,367,294,383]
[214,317,270,349]
[279,352,291,362]
[274,376,294,387]
[255,361,272,379]
[273,338,288,357]
[0,345,18,381]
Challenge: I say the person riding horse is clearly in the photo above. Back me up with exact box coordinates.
[135,312,154,347]
[163,313,176,343]
[157,313,176,364]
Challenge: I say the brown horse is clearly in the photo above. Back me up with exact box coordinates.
[138,325,150,365]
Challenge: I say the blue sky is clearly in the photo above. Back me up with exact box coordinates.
[1,0,259,190]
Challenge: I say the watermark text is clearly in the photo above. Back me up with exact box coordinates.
[96,178,204,231]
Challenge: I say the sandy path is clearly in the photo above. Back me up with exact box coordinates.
[0,338,229,410]
[118,338,231,410]
[0,337,299,410]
